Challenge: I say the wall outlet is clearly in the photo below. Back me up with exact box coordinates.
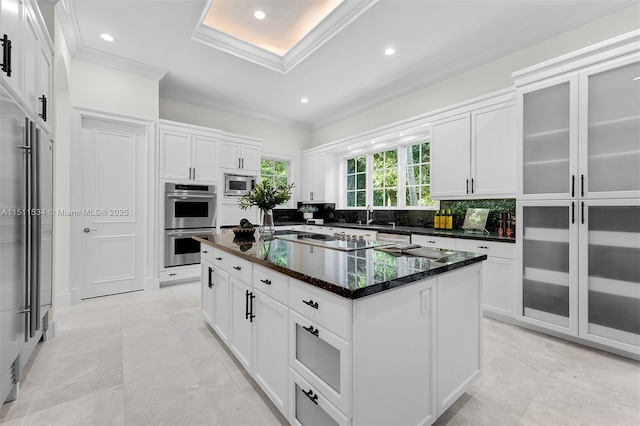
[421,289,431,313]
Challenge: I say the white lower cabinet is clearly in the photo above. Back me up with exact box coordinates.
[200,257,230,342]
[201,260,214,325]
[229,277,253,371]
[411,234,457,250]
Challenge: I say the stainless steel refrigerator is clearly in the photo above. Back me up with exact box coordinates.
[1,85,53,404]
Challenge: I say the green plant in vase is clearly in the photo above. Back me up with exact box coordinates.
[298,204,318,219]
[238,180,294,238]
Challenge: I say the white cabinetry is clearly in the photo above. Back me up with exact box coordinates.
[229,276,253,370]
[300,152,336,202]
[159,121,220,182]
[411,234,457,250]
[0,0,52,132]
[514,31,640,357]
[218,133,261,172]
[431,95,516,199]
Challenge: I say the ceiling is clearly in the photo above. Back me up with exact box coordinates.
[59,0,634,130]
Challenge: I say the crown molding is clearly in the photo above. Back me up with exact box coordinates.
[192,0,378,74]
[56,0,167,80]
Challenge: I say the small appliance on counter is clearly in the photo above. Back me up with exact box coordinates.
[462,208,490,234]
[306,218,324,225]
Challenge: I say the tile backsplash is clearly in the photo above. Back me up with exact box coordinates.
[440,199,516,233]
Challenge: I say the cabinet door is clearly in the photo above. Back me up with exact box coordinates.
[579,200,640,354]
[253,289,289,414]
[192,135,217,182]
[580,56,640,199]
[517,201,578,336]
[289,368,350,426]
[201,261,214,326]
[431,113,471,198]
[160,129,191,180]
[471,103,516,197]
[229,277,253,372]
[240,145,260,172]
[212,265,230,343]
[22,5,38,116]
[519,76,579,199]
[0,0,25,97]
[300,155,315,201]
[218,141,241,169]
[36,41,51,132]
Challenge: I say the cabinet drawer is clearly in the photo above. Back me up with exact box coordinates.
[254,264,289,305]
[160,266,199,283]
[290,279,351,340]
[455,239,515,259]
[200,245,214,263]
[411,235,457,250]
[290,311,351,416]
[211,249,253,282]
[289,368,350,426]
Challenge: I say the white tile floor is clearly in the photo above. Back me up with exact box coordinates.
[1,281,639,426]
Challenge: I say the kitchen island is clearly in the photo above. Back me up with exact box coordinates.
[195,232,486,425]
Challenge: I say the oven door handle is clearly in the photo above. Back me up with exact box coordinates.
[166,194,216,200]
[165,230,210,237]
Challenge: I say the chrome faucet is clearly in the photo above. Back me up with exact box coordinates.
[366,205,373,224]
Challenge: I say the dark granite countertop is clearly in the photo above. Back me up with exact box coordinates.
[195,233,487,300]
[272,222,516,244]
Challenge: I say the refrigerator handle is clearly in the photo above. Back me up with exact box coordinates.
[24,118,32,342]
[27,122,39,338]
[32,127,42,334]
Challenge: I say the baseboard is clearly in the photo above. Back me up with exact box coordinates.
[46,320,57,339]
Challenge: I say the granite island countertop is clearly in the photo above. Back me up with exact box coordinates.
[194,232,487,299]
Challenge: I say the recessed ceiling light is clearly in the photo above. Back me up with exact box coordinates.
[634,76,640,81]
[254,10,266,20]
[300,98,309,104]
[100,33,115,42]
[385,47,395,56]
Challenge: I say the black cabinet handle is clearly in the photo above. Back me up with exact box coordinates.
[245,290,250,320]
[208,267,213,289]
[302,389,319,405]
[249,292,255,322]
[477,245,489,249]
[245,290,256,322]
[471,178,474,194]
[581,202,585,225]
[571,175,575,198]
[302,299,318,309]
[466,179,469,194]
[1,34,12,77]
[215,257,222,261]
[303,325,319,337]
[241,158,244,169]
[259,279,271,285]
[39,95,47,121]
[233,266,242,271]
[571,202,575,224]
[581,174,585,197]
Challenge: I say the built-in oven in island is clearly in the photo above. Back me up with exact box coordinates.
[164,183,216,268]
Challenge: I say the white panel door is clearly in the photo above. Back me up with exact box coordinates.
[431,113,471,198]
[192,135,217,182]
[160,129,191,180]
[81,118,146,299]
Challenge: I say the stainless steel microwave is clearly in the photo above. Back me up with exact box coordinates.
[224,173,256,196]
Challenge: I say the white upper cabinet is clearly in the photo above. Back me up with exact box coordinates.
[516,31,640,200]
[431,96,517,199]
[0,0,52,132]
[300,152,336,202]
[159,121,220,182]
[218,133,261,172]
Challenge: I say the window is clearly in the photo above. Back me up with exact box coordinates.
[405,142,435,207]
[372,149,398,206]
[260,158,291,206]
[346,156,367,207]
[261,159,289,188]
[342,139,435,208]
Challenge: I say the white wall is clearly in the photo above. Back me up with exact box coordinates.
[159,97,312,155]
[311,3,640,147]
[70,59,159,121]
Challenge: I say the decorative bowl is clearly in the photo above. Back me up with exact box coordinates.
[232,227,255,236]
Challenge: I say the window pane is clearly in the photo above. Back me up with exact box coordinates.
[373,152,383,167]
[347,175,355,190]
[356,174,366,190]
[421,164,430,184]
[276,176,287,187]
[347,192,355,206]
[386,150,397,167]
[261,159,274,175]
[275,161,287,176]
[385,168,397,187]
[357,157,366,173]
[347,159,355,174]
[372,169,383,187]
[421,143,430,163]
[373,189,384,206]
[356,191,366,206]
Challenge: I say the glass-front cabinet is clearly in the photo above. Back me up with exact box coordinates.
[580,56,640,199]
[519,54,640,200]
[517,202,579,335]
[579,200,640,353]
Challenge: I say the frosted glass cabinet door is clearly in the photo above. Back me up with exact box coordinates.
[579,201,640,353]
[520,77,578,198]
[518,203,578,335]
[581,57,640,198]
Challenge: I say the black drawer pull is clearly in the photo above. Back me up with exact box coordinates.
[215,257,222,260]
[208,267,213,289]
[427,240,436,244]
[260,279,272,285]
[302,388,319,405]
[202,250,208,254]
[302,299,318,309]
[233,266,242,270]
[303,325,319,337]
[477,246,489,249]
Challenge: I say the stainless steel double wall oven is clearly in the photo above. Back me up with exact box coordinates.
[164,183,216,268]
